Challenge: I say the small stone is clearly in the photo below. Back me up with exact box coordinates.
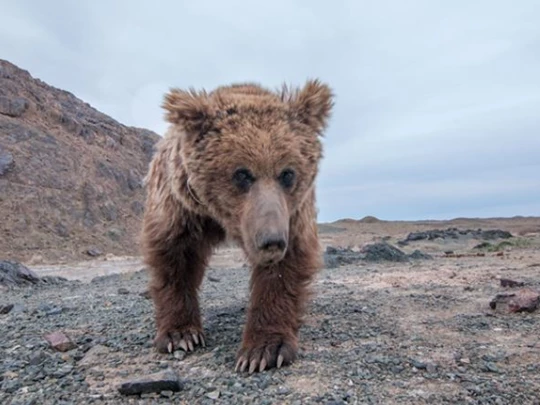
[28,350,49,366]
[482,362,500,373]
[117,287,129,295]
[79,344,110,366]
[0,304,14,314]
[86,248,103,257]
[46,307,64,316]
[206,390,220,399]
[500,278,525,288]
[117,370,183,396]
[173,351,186,360]
[408,250,433,260]
[161,390,174,398]
[410,359,427,370]
[43,331,77,352]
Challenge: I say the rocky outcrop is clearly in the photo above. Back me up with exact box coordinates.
[0,59,160,262]
[401,228,512,244]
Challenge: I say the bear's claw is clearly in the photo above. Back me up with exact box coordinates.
[154,329,206,354]
[235,340,296,373]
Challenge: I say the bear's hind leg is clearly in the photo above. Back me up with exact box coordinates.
[143,213,225,354]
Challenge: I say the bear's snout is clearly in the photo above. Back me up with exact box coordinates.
[254,229,288,265]
[256,232,287,252]
[242,181,290,265]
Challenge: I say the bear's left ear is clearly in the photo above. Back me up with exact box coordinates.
[162,88,214,136]
[285,79,334,134]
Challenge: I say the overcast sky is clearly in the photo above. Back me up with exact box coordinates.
[1,0,539,222]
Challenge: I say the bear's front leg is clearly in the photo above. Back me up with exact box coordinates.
[143,214,225,355]
[236,240,320,373]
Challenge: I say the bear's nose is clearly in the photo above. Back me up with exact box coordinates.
[257,233,287,252]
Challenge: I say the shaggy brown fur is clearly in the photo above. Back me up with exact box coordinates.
[141,79,334,373]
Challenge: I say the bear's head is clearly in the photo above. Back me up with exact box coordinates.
[162,80,333,266]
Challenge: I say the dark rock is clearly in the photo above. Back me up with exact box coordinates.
[500,278,525,288]
[0,148,14,175]
[323,243,411,267]
[0,260,40,288]
[474,242,492,250]
[408,250,433,260]
[39,275,69,285]
[361,243,408,262]
[481,230,512,240]
[402,228,513,244]
[410,359,427,369]
[0,303,14,314]
[43,331,77,352]
[323,246,363,269]
[0,96,29,117]
[117,370,183,396]
[86,248,103,257]
[118,287,129,295]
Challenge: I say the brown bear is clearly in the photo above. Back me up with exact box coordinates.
[141,79,334,373]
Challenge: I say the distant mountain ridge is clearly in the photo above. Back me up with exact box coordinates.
[0,59,160,263]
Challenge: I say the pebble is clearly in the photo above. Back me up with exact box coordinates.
[206,390,220,399]
[0,304,14,314]
[43,331,77,352]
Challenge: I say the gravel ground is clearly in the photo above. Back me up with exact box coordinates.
[1,253,540,404]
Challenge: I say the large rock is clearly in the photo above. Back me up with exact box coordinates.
[403,227,512,243]
[490,289,540,313]
[0,260,40,287]
[0,260,69,288]
[117,370,183,396]
[323,243,432,268]
[361,243,409,262]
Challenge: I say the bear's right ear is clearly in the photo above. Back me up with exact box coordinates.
[162,88,214,136]
[284,79,334,135]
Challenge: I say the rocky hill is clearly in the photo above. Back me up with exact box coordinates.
[0,59,160,263]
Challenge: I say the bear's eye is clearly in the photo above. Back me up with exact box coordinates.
[278,169,296,189]
[232,168,255,192]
